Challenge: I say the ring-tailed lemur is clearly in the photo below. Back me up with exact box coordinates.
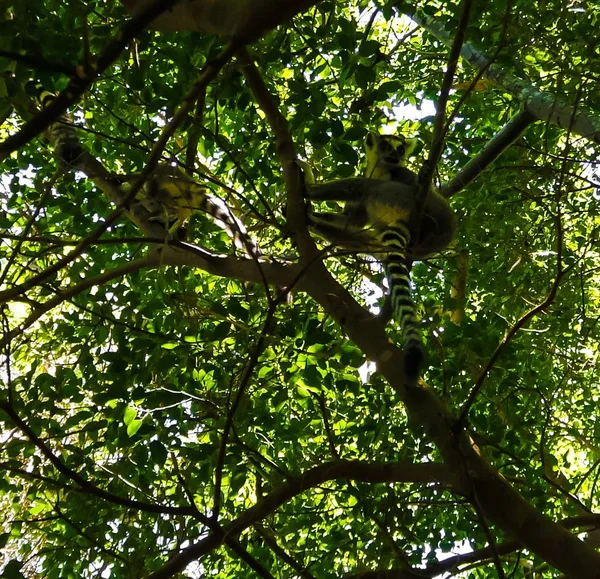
[36,87,259,253]
[304,132,455,379]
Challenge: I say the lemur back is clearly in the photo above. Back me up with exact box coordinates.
[364,132,454,259]
[117,165,259,253]
[304,132,455,379]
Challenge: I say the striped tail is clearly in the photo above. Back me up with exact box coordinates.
[123,171,261,256]
[193,185,262,258]
[379,224,424,380]
[36,88,84,168]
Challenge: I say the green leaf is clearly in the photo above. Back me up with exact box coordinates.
[124,406,137,425]
[149,440,168,464]
[355,65,376,88]
[161,343,179,350]
[209,322,231,341]
[127,419,144,437]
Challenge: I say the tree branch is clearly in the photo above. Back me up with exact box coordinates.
[422,0,473,187]
[440,109,537,198]
[0,400,201,519]
[0,256,151,349]
[213,302,279,518]
[0,0,182,158]
[0,50,74,76]
[402,3,600,144]
[236,48,316,258]
[144,459,452,578]
[288,235,600,577]
[0,41,237,306]
[255,525,318,579]
[123,0,323,43]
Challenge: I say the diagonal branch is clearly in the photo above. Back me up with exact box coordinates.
[0,256,151,350]
[212,301,279,518]
[236,48,316,258]
[401,3,600,144]
[0,41,237,306]
[285,236,600,577]
[0,0,181,158]
[0,400,201,519]
[440,109,536,198]
[422,0,473,187]
[408,0,472,347]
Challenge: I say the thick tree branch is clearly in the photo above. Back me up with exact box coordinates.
[145,459,452,578]
[0,242,306,351]
[377,357,600,577]
[277,241,600,577]
[156,244,298,286]
[440,109,537,198]
[123,0,323,42]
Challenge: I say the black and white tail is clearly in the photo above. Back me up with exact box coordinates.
[379,223,424,380]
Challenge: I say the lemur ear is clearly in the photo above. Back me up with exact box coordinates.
[365,132,379,150]
[404,137,418,156]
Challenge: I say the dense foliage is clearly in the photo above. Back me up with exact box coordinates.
[1,1,599,577]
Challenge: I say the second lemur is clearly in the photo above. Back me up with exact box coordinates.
[304,132,455,379]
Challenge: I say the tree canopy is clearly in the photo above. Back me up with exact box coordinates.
[1,1,600,577]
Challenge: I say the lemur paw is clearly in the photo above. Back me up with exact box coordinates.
[417,160,432,185]
[294,159,316,187]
